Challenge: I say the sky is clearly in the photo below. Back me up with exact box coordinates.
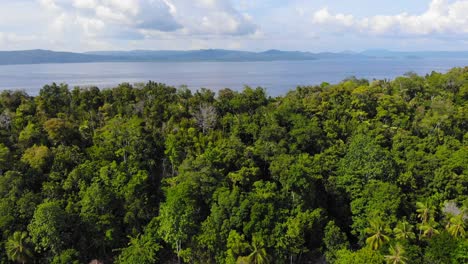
[0,0,467,52]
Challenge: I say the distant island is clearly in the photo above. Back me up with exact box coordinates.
[1,49,468,65]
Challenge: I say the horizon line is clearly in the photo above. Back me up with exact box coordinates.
[2,48,468,54]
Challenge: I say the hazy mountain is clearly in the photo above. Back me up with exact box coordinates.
[0,49,113,65]
[0,49,367,65]
[86,49,365,61]
[360,49,468,59]
[1,49,467,65]
[86,49,322,61]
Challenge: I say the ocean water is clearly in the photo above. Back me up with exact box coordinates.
[0,58,467,96]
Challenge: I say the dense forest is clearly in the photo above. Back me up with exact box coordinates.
[0,67,466,264]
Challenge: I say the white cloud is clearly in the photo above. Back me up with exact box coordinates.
[0,32,39,48]
[75,16,106,37]
[19,0,259,51]
[44,0,181,37]
[312,8,354,27]
[312,0,468,37]
[39,0,60,11]
[72,0,97,9]
[3,0,467,52]
[39,0,257,43]
[161,0,257,36]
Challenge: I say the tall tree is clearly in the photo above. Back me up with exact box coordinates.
[5,231,33,264]
[419,220,440,239]
[365,219,390,250]
[445,213,466,239]
[28,201,69,255]
[238,236,271,264]
[416,200,435,224]
[393,221,416,241]
[385,244,408,264]
[116,234,160,264]
[158,181,198,263]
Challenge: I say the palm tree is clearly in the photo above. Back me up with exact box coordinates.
[5,231,33,264]
[393,221,416,241]
[365,219,390,250]
[385,243,408,264]
[446,213,466,239]
[416,200,435,224]
[419,220,440,239]
[237,236,271,264]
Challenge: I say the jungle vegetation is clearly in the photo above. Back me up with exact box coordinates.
[0,67,466,263]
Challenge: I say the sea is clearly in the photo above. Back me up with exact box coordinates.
[1,58,467,96]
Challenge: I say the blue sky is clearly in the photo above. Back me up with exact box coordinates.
[0,0,467,51]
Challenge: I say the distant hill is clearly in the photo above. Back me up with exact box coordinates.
[0,49,364,65]
[1,49,467,65]
[85,49,324,62]
[360,49,468,59]
[0,49,112,65]
[86,49,366,61]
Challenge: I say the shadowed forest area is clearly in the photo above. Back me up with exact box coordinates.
[0,67,466,263]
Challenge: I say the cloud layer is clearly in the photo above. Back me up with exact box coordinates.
[0,0,467,51]
[40,0,257,41]
[312,0,468,36]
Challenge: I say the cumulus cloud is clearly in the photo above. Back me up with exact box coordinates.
[144,0,257,36]
[41,0,181,38]
[312,8,354,27]
[38,0,257,42]
[312,0,468,36]
[6,0,466,51]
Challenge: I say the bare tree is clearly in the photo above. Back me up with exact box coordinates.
[193,104,217,134]
[0,111,12,132]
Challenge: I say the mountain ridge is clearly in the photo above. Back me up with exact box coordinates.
[1,49,468,65]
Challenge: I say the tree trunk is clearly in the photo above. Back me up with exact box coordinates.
[176,240,181,264]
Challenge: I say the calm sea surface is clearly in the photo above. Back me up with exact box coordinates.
[1,58,467,96]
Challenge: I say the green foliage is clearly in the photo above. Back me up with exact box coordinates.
[18,122,41,147]
[365,219,391,250]
[226,230,250,264]
[337,134,396,196]
[5,231,33,264]
[323,220,350,263]
[37,83,71,117]
[0,143,10,171]
[423,231,458,264]
[419,220,441,239]
[28,201,68,255]
[0,68,465,263]
[238,235,271,264]
[335,247,385,264]
[21,145,52,171]
[51,249,80,264]
[384,243,408,264]
[393,221,416,241]
[270,153,322,202]
[158,181,199,261]
[274,209,323,260]
[351,181,401,240]
[451,239,468,264]
[116,234,160,264]
[43,118,77,145]
[416,199,436,224]
[445,213,466,239]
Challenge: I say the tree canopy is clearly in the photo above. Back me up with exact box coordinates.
[0,67,466,263]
